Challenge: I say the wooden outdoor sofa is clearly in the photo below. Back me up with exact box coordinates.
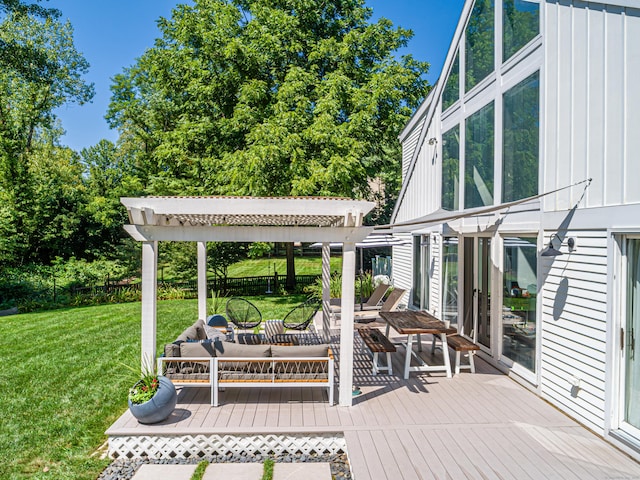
[157,319,334,406]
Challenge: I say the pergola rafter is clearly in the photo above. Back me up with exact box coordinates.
[121,196,375,407]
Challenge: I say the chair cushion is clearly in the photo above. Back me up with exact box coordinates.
[216,342,271,357]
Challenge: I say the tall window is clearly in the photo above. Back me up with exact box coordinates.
[466,0,495,91]
[503,71,539,202]
[412,236,430,310]
[442,51,459,111]
[442,126,460,211]
[501,237,537,372]
[465,102,495,208]
[503,0,540,61]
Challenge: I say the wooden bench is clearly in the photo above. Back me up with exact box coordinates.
[357,327,396,375]
[445,335,480,375]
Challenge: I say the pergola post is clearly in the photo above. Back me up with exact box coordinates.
[197,241,208,321]
[321,242,331,342]
[141,240,158,373]
[339,241,356,406]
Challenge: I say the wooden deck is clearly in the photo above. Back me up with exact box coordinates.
[107,329,640,479]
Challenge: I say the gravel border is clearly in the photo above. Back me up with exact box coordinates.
[98,452,352,480]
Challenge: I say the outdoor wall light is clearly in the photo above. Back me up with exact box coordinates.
[541,234,576,257]
[428,137,438,145]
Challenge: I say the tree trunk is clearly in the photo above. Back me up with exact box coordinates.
[285,242,296,291]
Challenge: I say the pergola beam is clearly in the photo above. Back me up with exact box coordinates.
[124,224,372,243]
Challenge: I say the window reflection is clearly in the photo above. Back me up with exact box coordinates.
[503,0,539,62]
[465,102,494,208]
[442,51,459,111]
[502,236,537,372]
[466,0,495,91]
[441,126,460,211]
[442,237,459,326]
[502,71,539,202]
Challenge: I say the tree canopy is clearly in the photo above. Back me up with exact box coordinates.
[108,0,430,209]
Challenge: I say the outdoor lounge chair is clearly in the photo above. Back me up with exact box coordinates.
[351,288,406,323]
[330,282,390,313]
[226,297,262,332]
[283,298,321,331]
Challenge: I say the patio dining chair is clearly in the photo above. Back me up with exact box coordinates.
[282,298,321,331]
[226,297,262,332]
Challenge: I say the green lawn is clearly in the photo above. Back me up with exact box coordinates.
[225,255,343,278]
[0,295,305,479]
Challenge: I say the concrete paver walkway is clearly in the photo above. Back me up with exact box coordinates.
[131,462,333,480]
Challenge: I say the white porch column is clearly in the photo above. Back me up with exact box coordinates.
[339,241,356,406]
[197,241,208,321]
[321,242,331,342]
[141,240,158,373]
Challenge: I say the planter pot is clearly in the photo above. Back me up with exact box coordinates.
[128,376,177,424]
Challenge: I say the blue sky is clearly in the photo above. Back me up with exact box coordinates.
[50,0,465,152]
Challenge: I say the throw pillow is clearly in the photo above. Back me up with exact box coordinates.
[204,324,228,342]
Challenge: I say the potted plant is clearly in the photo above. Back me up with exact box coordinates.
[127,367,177,424]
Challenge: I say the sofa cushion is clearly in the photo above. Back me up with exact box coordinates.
[271,344,328,358]
[164,343,181,357]
[204,324,228,342]
[216,342,271,373]
[175,319,207,343]
[216,342,271,357]
[271,344,329,376]
[180,340,217,357]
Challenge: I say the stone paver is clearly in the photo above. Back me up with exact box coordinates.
[131,464,197,480]
[201,463,263,480]
[273,462,332,480]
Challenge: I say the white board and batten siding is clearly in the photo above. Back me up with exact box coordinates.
[539,229,609,433]
[543,1,640,212]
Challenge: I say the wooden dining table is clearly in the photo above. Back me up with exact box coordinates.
[379,310,457,379]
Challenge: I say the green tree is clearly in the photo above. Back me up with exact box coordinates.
[107,0,430,288]
[0,4,94,265]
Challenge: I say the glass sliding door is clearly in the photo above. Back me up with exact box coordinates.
[622,238,640,434]
[442,237,459,327]
[463,237,491,347]
[501,236,537,372]
[412,236,430,310]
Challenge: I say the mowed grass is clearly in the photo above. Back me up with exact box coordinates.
[0,295,305,479]
[225,255,343,277]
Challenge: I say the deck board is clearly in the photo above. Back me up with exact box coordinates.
[107,330,640,479]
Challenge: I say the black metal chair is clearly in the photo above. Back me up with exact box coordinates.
[282,298,321,331]
[226,297,262,332]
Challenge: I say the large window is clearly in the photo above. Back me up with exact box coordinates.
[503,71,539,202]
[441,126,460,211]
[442,51,459,111]
[465,102,494,208]
[465,0,495,92]
[503,0,540,61]
[501,236,537,372]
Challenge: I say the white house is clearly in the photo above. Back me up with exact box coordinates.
[388,0,640,459]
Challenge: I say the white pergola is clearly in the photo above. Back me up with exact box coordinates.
[121,196,374,407]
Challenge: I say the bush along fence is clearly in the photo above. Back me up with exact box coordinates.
[1,274,321,312]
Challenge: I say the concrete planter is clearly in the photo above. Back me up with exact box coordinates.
[128,376,177,424]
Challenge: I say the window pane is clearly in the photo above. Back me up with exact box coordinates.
[442,126,460,211]
[442,51,459,111]
[465,102,494,208]
[625,238,640,429]
[503,0,540,61]
[465,0,495,92]
[502,71,539,202]
[502,236,537,372]
[442,237,459,326]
